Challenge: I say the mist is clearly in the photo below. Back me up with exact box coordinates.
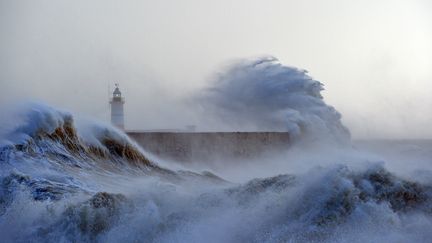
[1,0,431,139]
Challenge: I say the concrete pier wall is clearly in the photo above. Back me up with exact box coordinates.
[126,132,290,162]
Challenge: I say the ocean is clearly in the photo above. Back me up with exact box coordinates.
[0,104,431,242]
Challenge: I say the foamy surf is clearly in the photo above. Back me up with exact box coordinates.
[0,103,431,242]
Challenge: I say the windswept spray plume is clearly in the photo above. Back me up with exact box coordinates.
[198,56,350,143]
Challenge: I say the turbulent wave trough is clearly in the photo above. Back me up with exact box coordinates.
[0,104,431,242]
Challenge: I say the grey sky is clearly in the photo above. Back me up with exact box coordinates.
[1,0,431,138]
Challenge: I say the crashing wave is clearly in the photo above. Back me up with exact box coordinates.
[0,104,225,205]
[197,56,350,144]
[190,165,432,242]
[0,104,431,242]
[37,192,134,242]
[0,104,157,169]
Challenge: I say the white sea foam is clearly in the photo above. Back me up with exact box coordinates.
[0,103,431,243]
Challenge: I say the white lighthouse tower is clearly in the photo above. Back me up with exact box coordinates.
[110,83,125,129]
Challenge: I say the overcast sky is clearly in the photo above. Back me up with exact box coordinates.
[1,0,431,138]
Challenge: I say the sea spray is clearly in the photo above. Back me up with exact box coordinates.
[197,56,350,143]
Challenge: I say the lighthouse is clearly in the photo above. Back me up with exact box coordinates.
[110,84,125,129]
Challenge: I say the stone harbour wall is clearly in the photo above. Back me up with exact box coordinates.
[126,132,290,162]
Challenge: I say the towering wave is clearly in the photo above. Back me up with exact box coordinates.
[197,56,350,143]
[1,103,161,171]
[0,104,222,204]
